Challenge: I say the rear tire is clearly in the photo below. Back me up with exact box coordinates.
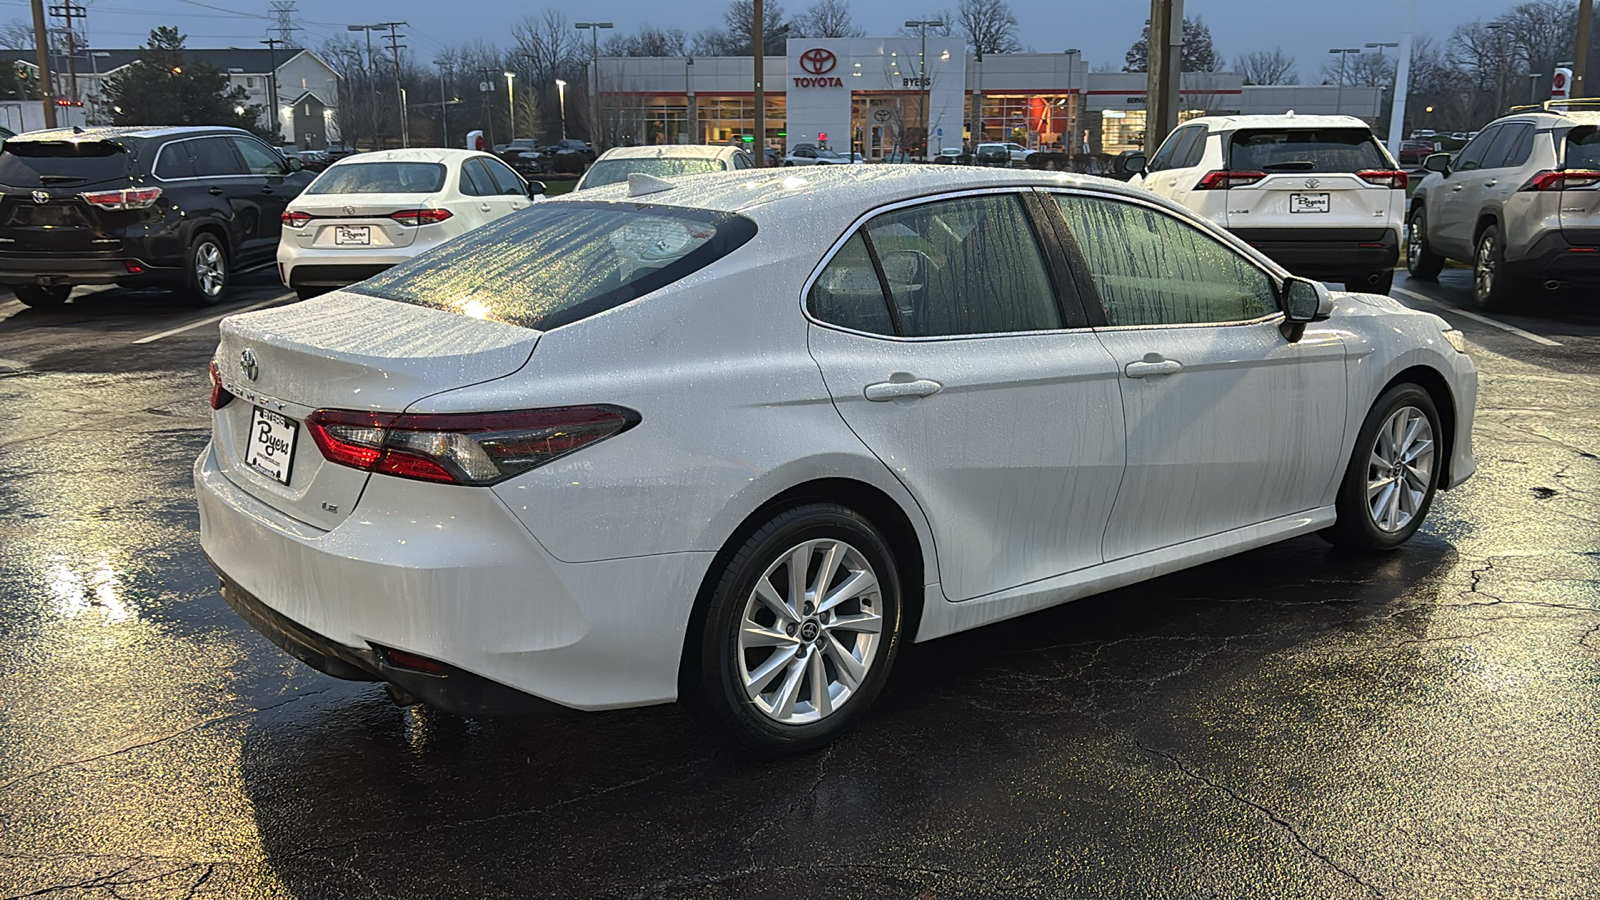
[1472,224,1519,313]
[1321,383,1443,551]
[1406,208,1445,280]
[183,233,230,306]
[12,285,71,308]
[1345,269,1395,295]
[693,503,903,754]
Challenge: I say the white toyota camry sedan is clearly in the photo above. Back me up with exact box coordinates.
[198,167,1477,752]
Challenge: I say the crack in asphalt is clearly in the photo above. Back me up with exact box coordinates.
[0,688,334,793]
[1132,739,1385,898]
[1580,623,1600,652]
[625,860,1045,900]
[2,861,216,900]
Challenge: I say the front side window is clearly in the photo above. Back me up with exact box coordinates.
[859,194,1061,337]
[1054,194,1275,327]
[230,137,285,175]
[482,158,526,195]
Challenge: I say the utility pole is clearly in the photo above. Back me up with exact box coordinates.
[348,24,383,147]
[48,0,84,104]
[479,68,497,148]
[434,59,451,147]
[971,50,982,151]
[905,19,943,160]
[30,0,55,128]
[1575,0,1594,98]
[1329,48,1360,115]
[752,3,764,164]
[1145,0,1183,157]
[378,22,408,148]
[575,22,613,149]
[260,37,285,142]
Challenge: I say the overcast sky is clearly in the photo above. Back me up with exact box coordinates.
[68,0,1519,78]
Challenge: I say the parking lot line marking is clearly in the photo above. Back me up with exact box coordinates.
[1391,286,1562,348]
[131,294,291,345]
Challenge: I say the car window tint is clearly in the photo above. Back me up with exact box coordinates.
[1229,128,1388,173]
[305,162,446,194]
[862,194,1061,337]
[581,157,724,189]
[230,137,285,175]
[1177,130,1209,168]
[733,153,750,169]
[460,159,495,196]
[1566,126,1600,168]
[1054,194,1275,327]
[1145,126,1190,172]
[1503,125,1537,169]
[188,137,244,177]
[351,203,757,332]
[1481,123,1531,169]
[153,143,196,179]
[808,233,895,335]
[1454,125,1501,171]
[483,158,526,195]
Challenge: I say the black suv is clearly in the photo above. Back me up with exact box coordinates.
[0,126,313,308]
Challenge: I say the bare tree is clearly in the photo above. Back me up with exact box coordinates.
[956,0,1020,54]
[1449,19,1524,119]
[1320,51,1395,88]
[513,12,581,87]
[603,25,690,57]
[0,19,34,50]
[795,0,864,38]
[695,0,790,56]
[1498,0,1578,86]
[1236,48,1298,85]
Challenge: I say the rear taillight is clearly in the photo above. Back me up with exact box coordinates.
[208,359,233,410]
[1195,170,1267,190]
[1358,169,1408,189]
[281,210,314,227]
[305,405,640,486]
[79,187,163,210]
[389,208,453,226]
[1520,170,1600,191]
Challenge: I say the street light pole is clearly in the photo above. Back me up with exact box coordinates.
[684,57,694,145]
[555,78,568,141]
[504,71,515,139]
[434,59,450,146]
[1328,47,1360,114]
[574,22,613,148]
[905,19,944,160]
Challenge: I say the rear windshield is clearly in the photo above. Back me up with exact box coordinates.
[305,162,446,194]
[349,201,758,331]
[581,157,725,189]
[1566,127,1600,169]
[1229,128,1389,173]
[0,140,131,187]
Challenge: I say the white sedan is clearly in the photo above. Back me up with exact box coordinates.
[200,167,1476,752]
[575,144,753,191]
[277,148,543,299]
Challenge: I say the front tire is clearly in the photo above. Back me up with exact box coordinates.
[184,233,230,306]
[1321,383,1443,551]
[694,503,903,753]
[12,284,71,308]
[1406,208,1444,280]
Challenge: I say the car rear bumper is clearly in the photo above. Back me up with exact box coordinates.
[1229,228,1400,279]
[1505,229,1600,283]
[0,254,181,287]
[194,440,709,713]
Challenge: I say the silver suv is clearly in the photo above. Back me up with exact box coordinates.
[1407,102,1600,310]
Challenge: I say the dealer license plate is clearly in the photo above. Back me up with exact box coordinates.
[1290,193,1331,214]
[245,407,297,485]
[334,225,371,245]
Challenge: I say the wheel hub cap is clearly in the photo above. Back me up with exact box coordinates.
[1366,405,1435,533]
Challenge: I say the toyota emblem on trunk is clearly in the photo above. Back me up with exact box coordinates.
[1304,178,1321,189]
[240,348,259,381]
[31,190,48,204]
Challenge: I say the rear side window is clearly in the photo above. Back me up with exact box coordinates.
[809,233,895,335]
[308,162,446,194]
[1229,128,1388,173]
[153,143,196,179]
[1478,124,1529,170]
[0,140,130,186]
[1453,126,1501,172]
[1503,125,1537,169]
[460,159,496,196]
[350,202,757,331]
[1149,126,1202,172]
[1565,127,1600,168]
[188,137,244,177]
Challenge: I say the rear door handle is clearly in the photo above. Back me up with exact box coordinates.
[864,379,942,401]
[260,186,275,194]
[1485,179,1497,187]
[207,187,224,195]
[1124,359,1183,378]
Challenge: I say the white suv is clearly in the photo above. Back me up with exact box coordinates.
[1127,114,1407,294]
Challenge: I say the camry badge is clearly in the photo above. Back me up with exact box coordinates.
[31,190,48,204]
[240,348,259,382]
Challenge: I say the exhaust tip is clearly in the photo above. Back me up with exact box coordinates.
[1544,280,1564,291]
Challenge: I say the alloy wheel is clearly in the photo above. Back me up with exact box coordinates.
[1473,233,1496,303]
[195,241,226,297]
[1407,220,1423,271]
[1366,405,1435,533]
[737,538,884,725]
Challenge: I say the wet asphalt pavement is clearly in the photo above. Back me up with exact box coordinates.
[1,270,1598,899]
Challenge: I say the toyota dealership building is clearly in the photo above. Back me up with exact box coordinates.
[592,37,1382,160]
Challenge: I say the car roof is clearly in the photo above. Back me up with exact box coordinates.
[8,125,252,144]
[1183,113,1373,133]
[563,165,1170,223]
[326,148,492,165]
[595,145,742,162]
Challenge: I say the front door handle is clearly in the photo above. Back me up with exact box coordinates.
[864,379,942,401]
[1124,359,1183,378]
[208,187,225,196]
[480,202,493,213]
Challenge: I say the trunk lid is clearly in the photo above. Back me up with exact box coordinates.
[1558,126,1600,240]
[283,191,446,250]
[0,139,143,255]
[212,292,541,530]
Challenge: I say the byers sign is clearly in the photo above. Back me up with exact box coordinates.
[794,49,844,88]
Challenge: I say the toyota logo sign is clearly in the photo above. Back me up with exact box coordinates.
[799,48,837,75]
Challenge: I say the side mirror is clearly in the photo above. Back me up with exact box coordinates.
[1280,277,1330,341]
[285,156,303,172]
[1422,152,1451,175]
[1119,153,1148,176]
[528,181,546,198]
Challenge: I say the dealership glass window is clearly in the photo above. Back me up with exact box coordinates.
[974,94,1076,149]
[692,95,786,150]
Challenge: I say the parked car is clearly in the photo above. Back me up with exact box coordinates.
[1398,139,1441,167]
[879,150,915,164]
[323,144,361,163]
[1126,114,1406,294]
[545,138,596,162]
[576,145,753,190]
[290,149,332,172]
[200,166,1476,753]
[934,147,968,165]
[974,143,1015,167]
[784,145,850,166]
[1406,106,1600,310]
[277,148,543,300]
[0,125,311,307]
